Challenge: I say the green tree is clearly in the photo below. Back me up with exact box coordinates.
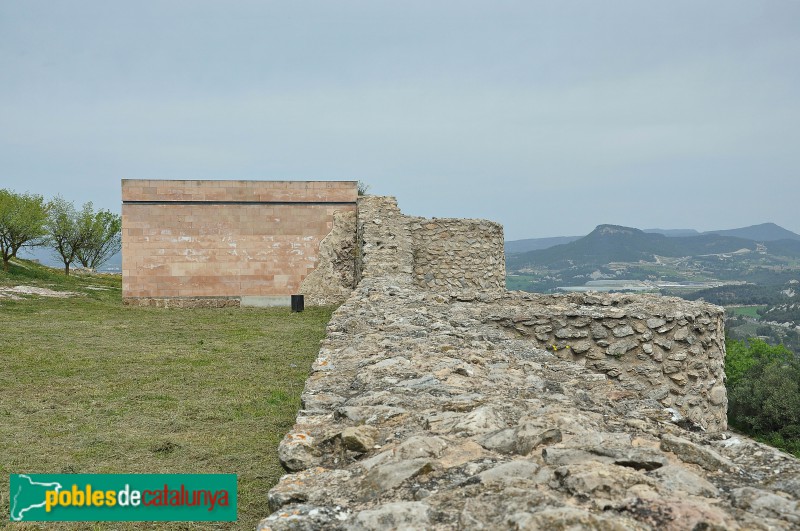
[725,338,800,457]
[0,189,49,271]
[725,338,755,389]
[46,197,83,276]
[74,206,121,270]
[756,325,773,337]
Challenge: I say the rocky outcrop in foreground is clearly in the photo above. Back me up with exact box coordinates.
[259,279,800,530]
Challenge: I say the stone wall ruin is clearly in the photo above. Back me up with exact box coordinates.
[493,292,728,431]
[303,196,726,431]
[300,196,506,304]
[408,217,505,292]
[259,196,800,530]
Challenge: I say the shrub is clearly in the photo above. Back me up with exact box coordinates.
[726,338,800,457]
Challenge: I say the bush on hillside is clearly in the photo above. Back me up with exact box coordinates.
[726,338,800,457]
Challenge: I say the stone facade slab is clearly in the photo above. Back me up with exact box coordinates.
[122,180,357,303]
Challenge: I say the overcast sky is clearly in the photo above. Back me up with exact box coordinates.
[2,1,799,240]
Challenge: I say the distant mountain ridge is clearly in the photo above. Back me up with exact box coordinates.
[507,223,800,270]
[506,222,800,255]
[702,222,800,242]
[643,228,700,237]
[504,236,581,254]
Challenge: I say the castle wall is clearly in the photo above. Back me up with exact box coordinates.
[305,196,506,303]
[297,210,357,306]
[354,196,415,284]
[492,292,727,431]
[259,197,800,530]
[121,180,357,305]
[408,217,505,292]
[298,196,724,428]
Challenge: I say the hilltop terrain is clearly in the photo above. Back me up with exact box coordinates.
[0,258,330,530]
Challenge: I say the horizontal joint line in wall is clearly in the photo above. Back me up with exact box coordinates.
[122,201,358,206]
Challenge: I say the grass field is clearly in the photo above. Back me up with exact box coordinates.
[0,259,332,530]
[727,305,767,319]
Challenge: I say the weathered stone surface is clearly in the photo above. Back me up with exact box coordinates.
[261,196,800,530]
[673,326,691,342]
[351,501,431,530]
[654,337,673,350]
[393,435,448,460]
[341,425,379,453]
[709,385,726,406]
[408,217,505,294]
[478,422,562,455]
[515,424,562,455]
[555,461,657,498]
[299,210,357,306]
[451,406,505,436]
[278,432,319,472]
[268,467,353,512]
[648,465,719,497]
[475,428,516,454]
[591,322,609,339]
[477,459,540,483]
[608,338,639,357]
[336,405,406,423]
[512,507,637,530]
[730,487,800,524]
[257,504,351,530]
[543,444,668,471]
[660,434,736,472]
[619,497,735,531]
[360,459,434,495]
[613,324,636,337]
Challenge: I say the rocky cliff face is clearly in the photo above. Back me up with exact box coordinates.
[259,197,800,530]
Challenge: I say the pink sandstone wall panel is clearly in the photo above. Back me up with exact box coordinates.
[121,180,357,301]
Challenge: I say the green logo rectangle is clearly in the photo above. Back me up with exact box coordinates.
[10,474,237,522]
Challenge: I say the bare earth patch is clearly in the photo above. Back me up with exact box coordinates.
[0,285,81,299]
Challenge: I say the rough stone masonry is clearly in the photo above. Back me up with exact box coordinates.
[260,197,800,530]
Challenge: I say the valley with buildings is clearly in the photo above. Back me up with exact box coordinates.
[506,222,800,354]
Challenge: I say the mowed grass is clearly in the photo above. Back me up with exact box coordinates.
[0,260,333,530]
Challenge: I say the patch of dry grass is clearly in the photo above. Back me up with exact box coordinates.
[0,260,332,530]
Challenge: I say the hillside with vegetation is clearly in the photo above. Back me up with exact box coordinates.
[507,223,800,298]
[507,224,800,272]
[505,225,800,344]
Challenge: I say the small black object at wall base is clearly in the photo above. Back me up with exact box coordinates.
[291,295,305,312]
